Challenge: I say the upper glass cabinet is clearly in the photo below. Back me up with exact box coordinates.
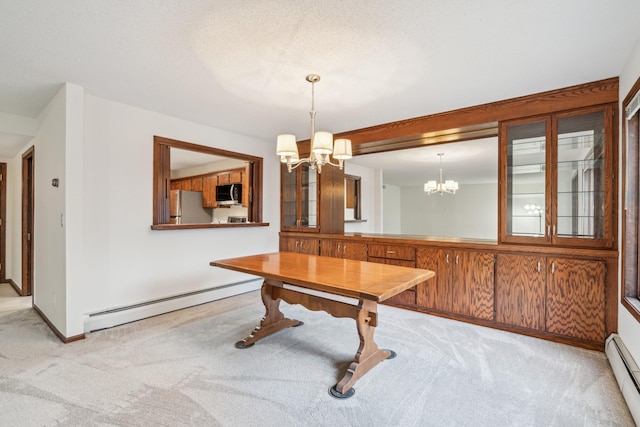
[281,163,318,231]
[500,105,614,248]
[555,110,606,242]
[504,118,549,242]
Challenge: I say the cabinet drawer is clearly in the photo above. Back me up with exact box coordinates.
[368,244,415,261]
[385,258,416,268]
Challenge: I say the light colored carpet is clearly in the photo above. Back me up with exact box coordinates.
[0,289,633,426]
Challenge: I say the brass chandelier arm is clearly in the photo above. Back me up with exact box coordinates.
[276,74,352,174]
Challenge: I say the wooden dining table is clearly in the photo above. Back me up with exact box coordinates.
[210,251,435,398]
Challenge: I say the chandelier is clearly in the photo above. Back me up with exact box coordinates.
[424,153,459,195]
[276,74,352,173]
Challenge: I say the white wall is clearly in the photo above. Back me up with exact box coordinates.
[383,184,401,234]
[6,86,280,338]
[79,94,279,336]
[31,84,70,332]
[400,183,498,240]
[344,162,380,233]
[618,37,640,364]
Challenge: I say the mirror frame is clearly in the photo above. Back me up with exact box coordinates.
[344,174,363,222]
[151,135,267,229]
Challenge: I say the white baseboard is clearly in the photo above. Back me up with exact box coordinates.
[606,334,640,425]
[83,279,262,333]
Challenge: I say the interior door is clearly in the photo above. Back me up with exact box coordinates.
[22,147,34,296]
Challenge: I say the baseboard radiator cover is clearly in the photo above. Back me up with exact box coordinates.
[83,279,262,333]
[606,334,640,425]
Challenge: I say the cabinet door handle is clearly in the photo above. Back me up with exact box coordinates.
[446,254,450,263]
[537,261,541,273]
[552,225,556,236]
[547,225,550,236]
[551,262,555,274]
[387,250,396,254]
[337,244,341,252]
[343,244,347,253]
[455,254,459,265]
[300,241,304,249]
[295,241,299,250]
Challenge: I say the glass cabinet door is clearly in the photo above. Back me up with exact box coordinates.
[281,164,299,228]
[553,107,611,247]
[502,117,550,244]
[300,163,317,228]
[501,105,613,248]
[280,163,319,230]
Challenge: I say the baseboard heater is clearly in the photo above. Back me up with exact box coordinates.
[606,334,640,425]
[84,279,262,333]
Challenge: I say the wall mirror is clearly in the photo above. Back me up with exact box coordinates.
[152,136,265,229]
[345,137,498,241]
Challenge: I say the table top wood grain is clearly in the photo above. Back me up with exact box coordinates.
[211,252,435,302]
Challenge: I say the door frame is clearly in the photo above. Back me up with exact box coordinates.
[0,163,6,283]
[22,147,34,297]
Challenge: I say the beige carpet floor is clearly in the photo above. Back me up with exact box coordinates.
[0,288,634,426]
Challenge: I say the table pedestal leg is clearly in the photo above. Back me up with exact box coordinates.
[331,299,394,398]
[235,280,302,349]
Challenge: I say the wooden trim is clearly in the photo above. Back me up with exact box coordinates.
[152,135,264,226]
[21,147,34,297]
[154,136,263,163]
[151,222,270,230]
[622,298,640,323]
[297,77,619,150]
[0,163,6,283]
[621,74,640,322]
[32,303,85,343]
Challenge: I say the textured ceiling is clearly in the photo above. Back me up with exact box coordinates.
[1,0,639,161]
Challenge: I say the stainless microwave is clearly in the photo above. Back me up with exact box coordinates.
[216,183,242,205]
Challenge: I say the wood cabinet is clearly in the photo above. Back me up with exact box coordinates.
[241,167,249,207]
[495,253,546,330]
[368,244,415,262]
[415,247,447,310]
[281,162,343,233]
[217,173,230,185]
[321,240,367,260]
[417,248,495,320]
[202,174,217,208]
[368,244,417,306]
[280,236,319,255]
[277,232,615,349]
[546,257,605,342]
[499,104,615,249]
[171,167,246,208]
[180,179,192,191]
[496,254,605,342]
[230,170,242,184]
[190,177,203,192]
